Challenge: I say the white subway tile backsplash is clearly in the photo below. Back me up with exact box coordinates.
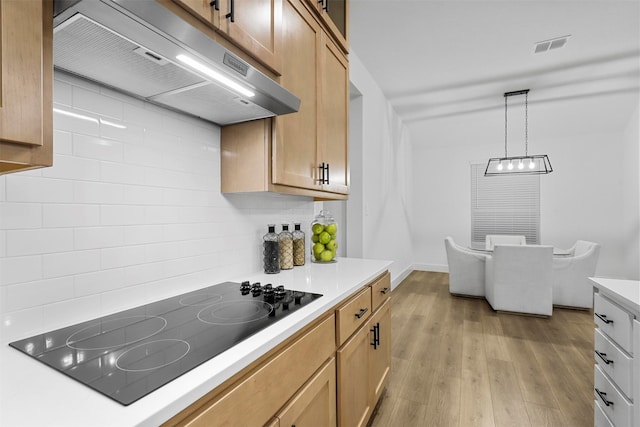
[6,229,74,256]
[74,268,126,297]
[42,250,100,279]
[100,205,146,226]
[54,130,73,155]
[74,227,124,250]
[43,204,100,228]
[42,154,101,181]
[73,86,123,120]
[0,256,43,286]
[0,203,42,230]
[101,245,146,269]
[1,72,315,340]
[73,134,124,162]
[5,175,74,203]
[6,277,75,311]
[74,181,124,204]
[122,225,164,245]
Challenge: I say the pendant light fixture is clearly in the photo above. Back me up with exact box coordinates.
[484,89,553,176]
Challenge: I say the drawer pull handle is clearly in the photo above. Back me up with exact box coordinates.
[595,388,614,407]
[355,308,368,319]
[595,350,614,365]
[380,287,390,295]
[595,313,614,324]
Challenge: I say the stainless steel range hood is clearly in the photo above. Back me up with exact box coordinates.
[53,0,300,126]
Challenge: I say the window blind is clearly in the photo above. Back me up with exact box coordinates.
[470,163,540,248]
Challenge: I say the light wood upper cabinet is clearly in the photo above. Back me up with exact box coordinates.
[272,0,321,191]
[0,0,53,175]
[171,0,282,74]
[221,0,349,200]
[318,31,348,193]
[304,0,348,53]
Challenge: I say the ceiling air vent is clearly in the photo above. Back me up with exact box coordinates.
[533,35,571,54]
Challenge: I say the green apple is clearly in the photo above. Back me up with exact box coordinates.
[320,250,334,262]
[319,231,331,244]
[326,239,337,251]
[325,223,337,235]
[312,223,324,235]
[313,242,325,256]
[311,234,319,243]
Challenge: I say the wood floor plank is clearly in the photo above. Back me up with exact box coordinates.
[368,271,594,427]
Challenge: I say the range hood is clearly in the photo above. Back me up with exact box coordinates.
[53,0,300,126]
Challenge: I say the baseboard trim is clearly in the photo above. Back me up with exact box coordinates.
[391,266,413,289]
[412,263,448,273]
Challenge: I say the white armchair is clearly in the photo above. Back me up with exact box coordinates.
[485,234,527,250]
[444,237,488,297]
[552,240,600,309]
[485,245,554,316]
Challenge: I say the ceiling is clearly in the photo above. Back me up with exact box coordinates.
[349,0,640,145]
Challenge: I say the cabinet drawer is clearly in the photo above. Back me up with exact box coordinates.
[182,314,336,427]
[595,399,615,427]
[595,328,633,399]
[370,272,391,312]
[595,293,634,354]
[336,287,371,346]
[594,364,633,427]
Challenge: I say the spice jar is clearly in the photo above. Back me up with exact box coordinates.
[292,223,305,266]
[263,224,280,274]
[310,210,338,263]
[278,224,294,270]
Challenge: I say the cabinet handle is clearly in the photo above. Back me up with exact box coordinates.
[317,163,329,184]
[317,162,325,184]
[595,313,614,324]
[355,308,368,319]
[225,0,235,22]
[595,388,613,407]
[375,322,380,346]
[595,350,614,365]
[370,326,378,349]
[325,163,330,184]
[322,0,328,11]
[209,0,219,10]
[380,287,390,295]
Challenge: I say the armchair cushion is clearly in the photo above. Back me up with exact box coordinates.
[485,234,527,250]
[552,240,600,309]
[445,237,487,297]
[485,245,553,316]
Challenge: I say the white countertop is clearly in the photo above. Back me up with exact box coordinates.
[590,277,640,314]
[0,257,392,427]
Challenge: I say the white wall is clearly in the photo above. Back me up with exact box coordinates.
[348,52,414,286]
[622,103,640,279]
[0,72,315,343]
[410,95,640,279]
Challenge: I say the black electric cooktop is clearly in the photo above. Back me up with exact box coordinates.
[9,281,322,406]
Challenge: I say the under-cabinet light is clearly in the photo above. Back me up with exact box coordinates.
[176,54,255,98]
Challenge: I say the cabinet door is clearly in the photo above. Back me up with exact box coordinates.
[369,298,391,404]
[318,32,348,194]
[217,0,282,74]
[273,0,321,191]
[304,0,348,53]
[277,357,336,427]
[0,0,53,174]
[171,0,219,26]
[337,321,370,427]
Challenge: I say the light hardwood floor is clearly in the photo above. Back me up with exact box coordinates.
[369,271,594,427]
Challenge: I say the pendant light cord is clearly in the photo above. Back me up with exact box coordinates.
[525,92,529,157]
[504,95,508,157]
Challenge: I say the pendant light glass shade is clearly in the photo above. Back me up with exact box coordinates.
[485,89,553,176]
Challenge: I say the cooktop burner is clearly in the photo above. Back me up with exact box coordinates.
[9,281,322,406]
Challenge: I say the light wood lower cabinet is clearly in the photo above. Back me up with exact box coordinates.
[164,271,390,427]
[337,273,391,427]
[0,0,53,175]
[276,357,337,427]
[369,298,391,405]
